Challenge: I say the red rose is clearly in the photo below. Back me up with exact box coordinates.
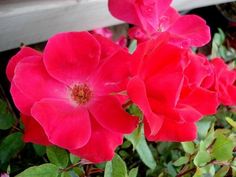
[127,34,218,142]
[7,32,138,163]
[108,0,210,47]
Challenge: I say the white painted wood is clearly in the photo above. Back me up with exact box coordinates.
[172,0,235,11]
[0,0,235,51]
[0,0,121,52]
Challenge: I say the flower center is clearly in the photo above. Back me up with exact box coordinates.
[71,84,92,105]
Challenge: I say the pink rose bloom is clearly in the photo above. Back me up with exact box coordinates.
[6,32,138,163]
[108,0,210,47]
[127,34,218,141]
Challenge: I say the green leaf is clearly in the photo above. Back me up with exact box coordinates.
[128,40,137,54]
[46,146,69,168]
[0,132,24,168]
[72,167,84,176]
[193,168,202,177]
[194,141,211,167]
[129,167,138,177]
[173,156,189,166]
[203,124,215,148]
[181,142,195,154]
[232,159,236,176]
[128,104,142,118]
[166,162,177,177]
[218,28,226,43]
[197,116,214,140]
[104,161,112,177]
[16,163,59,177]
[60,171,71,177]
[125,125,156,169]
[225,117,236,128]
[121,140,132,149]
[0,99,15,130]
[104,154,128,177]
[219,46,227,59]
[33,144,46,157]
[199,164,215,176]
[212,134,234,161]
[69,153,80,164]
[112,154,128,177]
[194,151,211,167]
[215,166,230,177]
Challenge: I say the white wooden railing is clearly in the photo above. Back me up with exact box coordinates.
[0,0,235,52]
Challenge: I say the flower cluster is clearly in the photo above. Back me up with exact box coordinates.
[6,0,236,163]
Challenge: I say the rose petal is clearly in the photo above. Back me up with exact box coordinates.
[92,33,121,61]
[108,0,141,27]
[146,119,197,142]
[160,7,180,31]
[10,81,35,116]
[180,87,219,115]
[146,71,184,107]
[135,0,172,31]
[31,99,91,149]
[168,15,211,47]
[89,95,138,134]
[92,49,131,94]
[127,76,163,136]
[141,42,188,77]
[70,117,123,163]
[44,32,100,85]
[176,104,202,122]
[227,85,236,105]
[184,53,211,86]
[6,47,41,82]
[129,33,172,76]
[13,57,67,110]
[21,114,51,145]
